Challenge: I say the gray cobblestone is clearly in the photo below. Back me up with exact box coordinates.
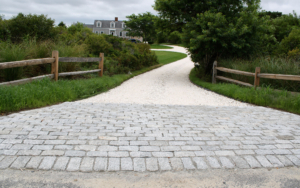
[0,150,18,155]
[215,151,235,156]
[272,149,292,155]
[158,158,171,171]
[255,150,274,155]
[206,156,221,168]
[0,102,300,172]
[277,155,294,167]
[286,155,300,166]
[41,150,64,156]
[67,157,81,171]
[134,158,146,172]
[235,150,255,155]
[146,158,158,171]
[0,156,16,169]
[130,141,149,146]
[170,158,183,171]
[231,156,250,168]
[244,156,261,168]
[219,157,235,169]
[256,156,273,168]
[140,146,160,152]
[53,157,69,171]
[130,152,152,158]
[98,146,118,151]
[121,158,133,171]
[26,156,43,169]
[108,151,129,157]
[11,156,31,169]
[181,158,196,170]
[94,158,107,171]
[193,157,208,169]
[108,158,120,171]
[175,151,195,157]
[39,156,56,170]
[152,152,173,158]
[65,150,86,157]
[119,146,139,151]
[32,145,53,150]
[80,157,94,172]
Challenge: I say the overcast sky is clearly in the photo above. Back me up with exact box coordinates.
[1,0,300,26]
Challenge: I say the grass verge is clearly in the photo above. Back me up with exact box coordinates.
[189,68,300,115]
[0,51,187,114]
[150,44,173,49]
[154,51,187,65]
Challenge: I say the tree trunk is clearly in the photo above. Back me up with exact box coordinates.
[205,53,217,75]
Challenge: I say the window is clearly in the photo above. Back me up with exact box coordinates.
[122,23,125,28]
[96,21,102,28]
[110,22,115,28]
[101,31,104,34]
[120,32,122,36]
[95,31,99,34]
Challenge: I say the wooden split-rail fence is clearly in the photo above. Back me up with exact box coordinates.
[212,61,300,88]
[0,51,104,86]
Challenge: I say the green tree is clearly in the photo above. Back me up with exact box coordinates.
[271,11,300,42]
[155,0,274,74]
[125,12,157,42]
[58,21,67,28]
[5,13,56,42]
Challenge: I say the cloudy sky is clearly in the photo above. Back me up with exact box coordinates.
[0,0,299,26]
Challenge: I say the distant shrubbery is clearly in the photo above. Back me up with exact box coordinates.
[0,14,158,82]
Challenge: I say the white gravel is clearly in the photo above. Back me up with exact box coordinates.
[81,45,250,107]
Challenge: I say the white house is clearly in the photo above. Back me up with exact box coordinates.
[84,17,142,41]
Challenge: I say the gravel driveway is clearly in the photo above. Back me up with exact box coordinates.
[0,45,299,173]
[81,46,249,106]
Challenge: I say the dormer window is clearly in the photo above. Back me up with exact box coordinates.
[110,22,115,28]
[96,21,102,28]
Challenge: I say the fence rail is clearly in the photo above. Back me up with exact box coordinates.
[0,51,104,86]
[212,61,300,88]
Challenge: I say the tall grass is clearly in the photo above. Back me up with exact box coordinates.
[0,40,91,81]
[190,68,300,114]
[218,57,300,92]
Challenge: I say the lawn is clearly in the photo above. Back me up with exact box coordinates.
[150,44,173,49]
[154,51,187,65]
[0,51,187,114]
[189,68,300,115]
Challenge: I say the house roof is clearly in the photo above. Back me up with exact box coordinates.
[94,20,124,28]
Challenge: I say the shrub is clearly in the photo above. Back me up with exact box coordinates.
[84,34,113,56]
[168,31,181,44]
[276,28,300,55]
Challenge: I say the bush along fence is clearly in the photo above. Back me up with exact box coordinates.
[212,61,300,89]
[0,51,104,86]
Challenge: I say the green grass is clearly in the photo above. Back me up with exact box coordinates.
[0,51,187,114]
[150,44,173,49]
[189,68,300,115]
[154,51,187,65]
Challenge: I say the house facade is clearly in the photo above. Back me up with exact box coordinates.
[84,17,142,41]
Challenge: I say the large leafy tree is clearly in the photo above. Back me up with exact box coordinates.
[0,13,56,42]
[154,0,273,74]
[125,12,157,42]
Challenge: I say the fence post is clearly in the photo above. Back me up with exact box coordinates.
[99,53,104,77]
[52,51,59,81]
[212,61,217,84]
[254,67,261,89]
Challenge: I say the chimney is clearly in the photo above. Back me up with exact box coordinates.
[115,17,118,22]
